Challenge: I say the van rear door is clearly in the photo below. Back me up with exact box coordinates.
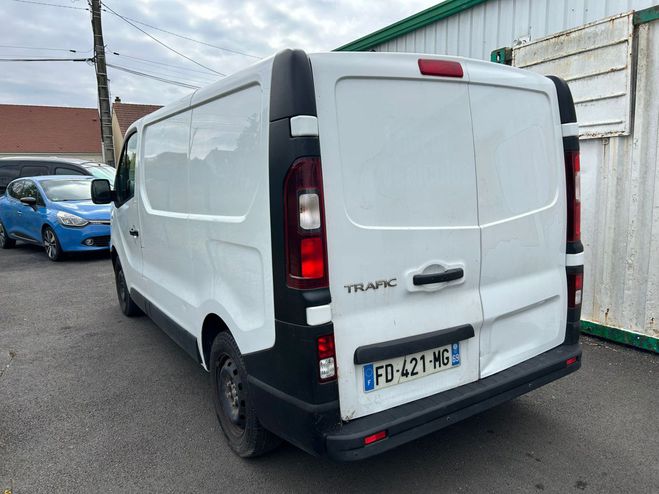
[310,53,483,420]
[467,65,568,378]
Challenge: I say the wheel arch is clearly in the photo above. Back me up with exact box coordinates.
[201,313,232,368]
[110,246,119,268]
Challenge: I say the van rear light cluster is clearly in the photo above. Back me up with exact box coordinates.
[284,157,329,289]
[567,270,583,309]
[317,334,336,382]
[565,150,581,243]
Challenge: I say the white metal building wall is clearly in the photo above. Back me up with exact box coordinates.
[372,0,655,60]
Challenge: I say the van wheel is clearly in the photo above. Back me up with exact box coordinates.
[113,259,142,317]
[42,226,62,261]
[0,221,16,249]
[210,332,281,458]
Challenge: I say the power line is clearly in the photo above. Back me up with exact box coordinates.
[102,9,262,59]
[0,44,91,53]
[9,0,88,10]
[108,59,216,87]
[0,57,93,62]
[109,51,218,77]
[106,62,199,89]
[102,2,224,76]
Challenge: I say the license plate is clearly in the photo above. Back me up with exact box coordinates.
[363,342,460,392]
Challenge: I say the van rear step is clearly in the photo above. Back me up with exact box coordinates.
[325,343,581,461]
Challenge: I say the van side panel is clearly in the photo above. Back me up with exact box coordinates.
[136,61,277,358]
[187,83,276,354]
[467,67,568,378]
[139,110,195,342]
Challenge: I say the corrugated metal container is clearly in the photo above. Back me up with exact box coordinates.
[338,1,658,351]
[512,12,658,350]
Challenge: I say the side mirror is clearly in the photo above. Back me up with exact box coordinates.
[20,196,37,207]
[91,179,114,204]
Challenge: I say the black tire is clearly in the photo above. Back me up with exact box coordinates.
[42,226,63,261]
[0,221,16,249]
[210,332,281,458]
[113,259,142,317]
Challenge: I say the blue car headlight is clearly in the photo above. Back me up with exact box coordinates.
[56,211,89,227]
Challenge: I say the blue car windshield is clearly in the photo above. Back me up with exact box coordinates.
[41,180,92,202]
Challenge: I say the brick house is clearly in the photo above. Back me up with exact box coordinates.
[0,104,103,162]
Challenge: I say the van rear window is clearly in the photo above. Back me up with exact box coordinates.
[334,78,478,228]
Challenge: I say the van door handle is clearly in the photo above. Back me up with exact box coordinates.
[413,268,464,285]
[129,228,139,237]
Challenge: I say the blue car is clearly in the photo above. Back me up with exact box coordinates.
[0,176,111,261]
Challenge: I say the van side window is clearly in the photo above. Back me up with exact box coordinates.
[0,163,20,193]
[55,167,85,175]
[115,133,138,206]
[19,165,49,178]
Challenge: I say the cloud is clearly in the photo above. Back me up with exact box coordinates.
[0,0,439,108]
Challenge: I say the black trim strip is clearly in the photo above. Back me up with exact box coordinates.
[566,264,584,276]
[268,49,331,325]
[547,76,577,124]
[566,240,584,255]
[130,288,201,364]
[10,232,40,244]
[353,324,474,365]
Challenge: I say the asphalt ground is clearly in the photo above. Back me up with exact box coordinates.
[1,243,657,493]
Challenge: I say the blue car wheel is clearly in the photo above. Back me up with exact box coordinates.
[42,226,63,261]
[0,221,16,249]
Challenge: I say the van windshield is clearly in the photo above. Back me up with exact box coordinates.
[41,180,92,202]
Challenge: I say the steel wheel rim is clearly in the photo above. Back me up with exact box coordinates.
[43,229,56,259]
[217,357,246,433]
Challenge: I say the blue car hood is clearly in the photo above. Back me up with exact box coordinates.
[54,201,111,220]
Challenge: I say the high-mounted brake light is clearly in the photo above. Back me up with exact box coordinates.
[317,334,336,382]
[565,150,581,243]
[284,157,329,289]
[418,59,463,78]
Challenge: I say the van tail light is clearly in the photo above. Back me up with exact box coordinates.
[284,157,329,289]
[317,334,336,382]
[565,150,581,243]
[567,270,583,309]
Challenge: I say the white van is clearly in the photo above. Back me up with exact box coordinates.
[92,50,584,460]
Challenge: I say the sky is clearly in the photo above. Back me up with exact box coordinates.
[0,0,440,108]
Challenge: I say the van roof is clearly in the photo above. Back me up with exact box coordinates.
[0,156,102,165]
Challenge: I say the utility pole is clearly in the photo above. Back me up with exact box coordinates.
[89,0,115,166]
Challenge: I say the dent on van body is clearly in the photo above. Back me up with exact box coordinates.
[469,82,567,377]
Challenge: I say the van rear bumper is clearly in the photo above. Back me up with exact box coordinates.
[249,342,581,461]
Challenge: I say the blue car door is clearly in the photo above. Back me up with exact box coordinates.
[20,180,45,242]
[2,180,25,236]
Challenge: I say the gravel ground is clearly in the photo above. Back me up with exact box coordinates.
[1,243,657,493]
